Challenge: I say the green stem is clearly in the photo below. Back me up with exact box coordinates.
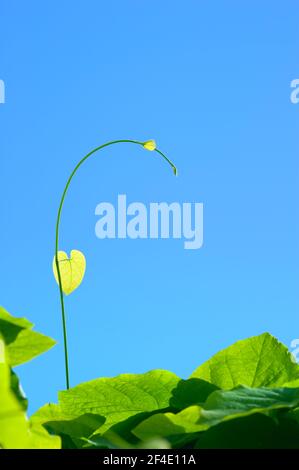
[55,139,177,389]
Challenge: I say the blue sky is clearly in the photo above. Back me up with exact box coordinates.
[0,1,298,413]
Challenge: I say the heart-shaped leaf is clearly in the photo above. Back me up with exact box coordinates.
[53,250,86,295]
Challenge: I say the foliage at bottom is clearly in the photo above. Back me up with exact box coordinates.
[1,305,299,449]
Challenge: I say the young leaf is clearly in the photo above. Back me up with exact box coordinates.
[52,250,86,295]
[143,140,156,151]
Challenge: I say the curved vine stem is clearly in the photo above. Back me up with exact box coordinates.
[55,139,177,389]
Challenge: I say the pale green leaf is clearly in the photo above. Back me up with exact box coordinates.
[53,250,86,295]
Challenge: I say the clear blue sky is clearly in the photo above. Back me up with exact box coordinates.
[1,1,298,413]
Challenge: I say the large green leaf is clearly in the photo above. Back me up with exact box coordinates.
[0,337,29,448]
[97,377,219,445]
[31,370,180,447]
[191,333,299,389]
[57,370,180,435]
[0,306,56,366]
[0,336,60,449]
[133,385,299,441]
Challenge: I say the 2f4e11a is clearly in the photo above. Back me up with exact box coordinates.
[147,454,196,465]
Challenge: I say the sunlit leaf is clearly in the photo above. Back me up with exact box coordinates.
[53,250,86,295]
[191,333,299,389]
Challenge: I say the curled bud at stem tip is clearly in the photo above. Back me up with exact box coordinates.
[143,140,156,151]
